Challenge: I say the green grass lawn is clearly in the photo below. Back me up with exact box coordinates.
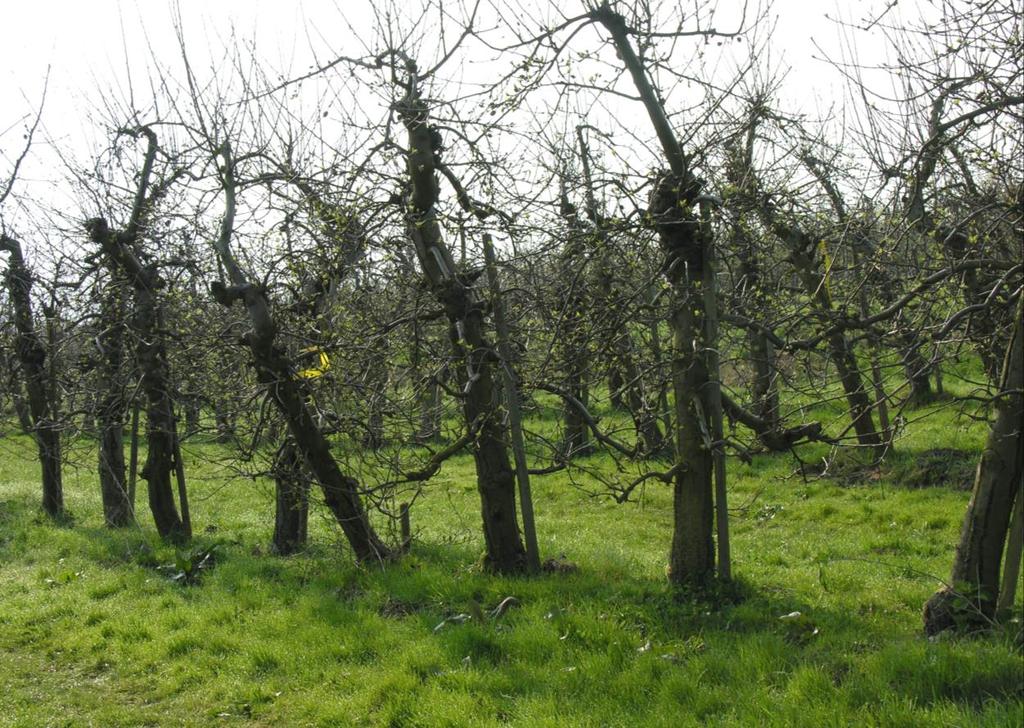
[0,390,1021,727]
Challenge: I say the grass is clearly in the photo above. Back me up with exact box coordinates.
[0,379,1021,727]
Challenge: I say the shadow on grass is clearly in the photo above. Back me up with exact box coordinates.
[886,447,976,490]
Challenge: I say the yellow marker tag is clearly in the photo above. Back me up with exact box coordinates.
[297,348,330,380]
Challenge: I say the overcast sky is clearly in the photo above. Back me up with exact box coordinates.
[0,0,900,131]
[1,0,909,229]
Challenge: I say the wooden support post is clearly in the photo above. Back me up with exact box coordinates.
[997,477,1023,613]
[400,502,411,552]
[128,398,140,513]
[700,200,731,581]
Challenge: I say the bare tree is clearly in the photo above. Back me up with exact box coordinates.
[0,89,64,519]
[85,126,189,542]
[207,138,392,564]
[386,48,531,573]
[924,295,1022,633]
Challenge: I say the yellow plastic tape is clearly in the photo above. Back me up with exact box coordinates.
[297,347,330,380]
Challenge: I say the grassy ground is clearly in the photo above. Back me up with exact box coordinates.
[0,387,1021,727]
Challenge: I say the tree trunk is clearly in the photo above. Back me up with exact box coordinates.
[483,233,541,573]
[96,273,134,527]
[560,361,591,457]
[656,177,716,586]
[923,295,1023,634]
[591,4,716,584]
[138,328,187,541]
[646,297,674,442]
[272,439,309,555]
[394,59,527,574]
[736,242,780,429]
[411,315,442,443]
[725,125,782,438]
[556,182,593,458]
[214,403,235,443]
[607,367,625,409]
[11,382,33,434]
[1,234,64,518]
[259,328,389,561]
[942,230,1004,382]
[171,423,191,540]
[618,340,668,457]
[900,330,934,405]
[98,421,133,526]
[87,218,186,542]
[128,398,140,511]
[701,202,731,580]
[359,336,389,450]
[849,242,891,446]
[184,395,201,436]
[787,235,881,452]
[730,118,881,452]
[80,388,97,437]
[416,376,442,443]
[826,328,882,451]
[210,143,390,565]
[997,480,1023,613]
[444,289,527,572]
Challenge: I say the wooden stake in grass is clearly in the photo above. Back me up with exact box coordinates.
[997,479,1023,613]
[700,199,730,581]
[400,502,412,553]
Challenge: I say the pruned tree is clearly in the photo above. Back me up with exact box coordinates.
[588,0,726,584]
[93,266,135,526]
[923,295,1022,634]
[0,233,64,518]
[85,126,189,542]
[386,48,532,574]
[0,92,64,519]
[208,140,392,564]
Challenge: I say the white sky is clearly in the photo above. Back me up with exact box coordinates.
[0,0,904,230]
[0,0,896,133]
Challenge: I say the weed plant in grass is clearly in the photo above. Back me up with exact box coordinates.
[0,383,1021,726]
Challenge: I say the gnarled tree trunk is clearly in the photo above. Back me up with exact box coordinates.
[652,173,716,585]
[86,127,190,541]
[96,272,134,526]
[923,295,1023,634]
[271,439,309,555]
[394,55,527,573]
[210,142,390,564]
[88,217,187,541]
[1,234,63,518]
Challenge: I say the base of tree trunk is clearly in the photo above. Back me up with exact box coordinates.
[922,585,996,636]
[272,441,309,556]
